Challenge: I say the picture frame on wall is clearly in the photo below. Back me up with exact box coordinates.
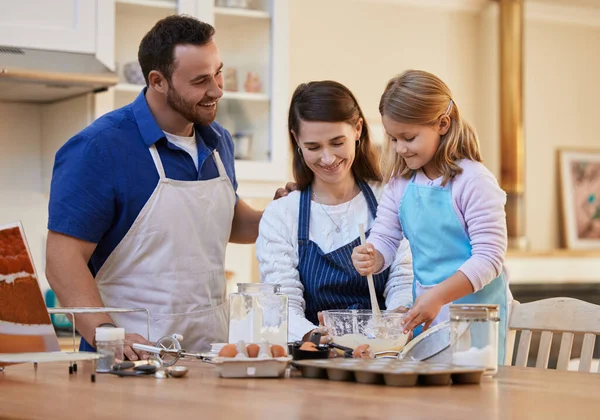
[558,149,600,249]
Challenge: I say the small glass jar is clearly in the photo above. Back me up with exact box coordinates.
[450,304,500,376]
[228,283,288,346]
[95,327,125,373]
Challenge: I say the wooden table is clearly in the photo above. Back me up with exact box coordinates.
[1,361,599,419]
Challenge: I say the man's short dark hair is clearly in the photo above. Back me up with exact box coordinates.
[138,15,215,85]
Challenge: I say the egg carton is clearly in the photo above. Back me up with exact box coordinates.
[214,356,293,378]
[293,358,485,386]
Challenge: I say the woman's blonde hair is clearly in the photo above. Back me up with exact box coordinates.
[379,69,481,185]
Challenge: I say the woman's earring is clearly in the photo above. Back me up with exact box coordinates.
[356,139,361,147]
[297,147,303,159]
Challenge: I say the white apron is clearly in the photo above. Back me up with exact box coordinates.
[95,144,235,352]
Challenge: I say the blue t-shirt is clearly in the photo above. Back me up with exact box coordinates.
[48,89,238,276]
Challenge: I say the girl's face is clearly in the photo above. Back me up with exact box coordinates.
[294,119,362,186]
[382,114,448,179]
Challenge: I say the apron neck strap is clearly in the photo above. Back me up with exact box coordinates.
[211,151,229,179]
[357,180,378,219]
[149,144,166,179]
[298,185,312,241]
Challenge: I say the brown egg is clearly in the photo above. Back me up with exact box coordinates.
[246,343,260,358]
[270,344,287,357]
[218,343,238,358]
[352,344,374,359]
[299,342,318,352]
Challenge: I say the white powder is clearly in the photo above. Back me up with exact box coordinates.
[228,308,288,347]
[333,333,409,353]
[452,345,496,371]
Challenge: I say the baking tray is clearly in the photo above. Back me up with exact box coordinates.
[293,358,484,387]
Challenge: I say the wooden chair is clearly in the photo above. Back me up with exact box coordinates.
[505,297,600,372]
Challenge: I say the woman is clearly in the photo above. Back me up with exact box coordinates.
[256,81,413,343]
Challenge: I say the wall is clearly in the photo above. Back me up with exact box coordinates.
[289,0,481,137]
[0,95,92,293]
[0,103,47,289]
[289,0,600,251]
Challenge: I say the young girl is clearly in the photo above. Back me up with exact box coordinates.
[256,81,413,343]
[351,70,512,362]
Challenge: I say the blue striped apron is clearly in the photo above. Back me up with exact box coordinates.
[399,174,507,363]
[298,181,390,325]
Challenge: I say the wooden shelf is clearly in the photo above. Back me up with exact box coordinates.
[222,91,269,101]
[115,83,145,93]
[214,7,270,19]
[116,0,176,10]
[507,249,600,258]
[115,85,269,103]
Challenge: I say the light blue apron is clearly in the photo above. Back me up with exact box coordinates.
[399,174,507,363]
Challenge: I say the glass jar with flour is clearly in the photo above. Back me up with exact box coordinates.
[228,283,288,347]
[450,304,500,375]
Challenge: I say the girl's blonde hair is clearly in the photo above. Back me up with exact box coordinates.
[379,69,481,185]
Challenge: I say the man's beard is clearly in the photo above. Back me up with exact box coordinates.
[166,86,217,126]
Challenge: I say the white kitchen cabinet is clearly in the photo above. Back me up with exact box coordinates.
[95,0,290,196]
[0,0,98,54]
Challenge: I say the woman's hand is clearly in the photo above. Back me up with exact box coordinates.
[401,290,445,334]
[302,312,332,344]
[352,243,379,276]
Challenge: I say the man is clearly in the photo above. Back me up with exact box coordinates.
[46,15,270,358]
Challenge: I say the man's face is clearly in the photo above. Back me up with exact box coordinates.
[166,40,224,126]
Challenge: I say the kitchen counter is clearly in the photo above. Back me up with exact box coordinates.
[1,361,599,419]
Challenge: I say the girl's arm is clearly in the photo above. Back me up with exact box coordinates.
[367,178,405,273]
[457,173,508,291]
[384,239,414,310]
[255,201,316,341]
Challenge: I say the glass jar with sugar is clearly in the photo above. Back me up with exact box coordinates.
[228,283,288,347]
[450,304,500,375]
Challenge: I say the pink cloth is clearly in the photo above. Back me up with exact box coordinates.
[367,159,508,292]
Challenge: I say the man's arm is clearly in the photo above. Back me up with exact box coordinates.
[45,231,112,344]
[229,199,263,244]
[45,231,150,359]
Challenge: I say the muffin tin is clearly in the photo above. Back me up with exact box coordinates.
[293,358,485,387]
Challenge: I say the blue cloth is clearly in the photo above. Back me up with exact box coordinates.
[399,175,507,363]
[80,337,95,352]
[297,181,390,325]
[48,89,238,276]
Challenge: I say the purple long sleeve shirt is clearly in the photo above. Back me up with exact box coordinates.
[367,159,508,292]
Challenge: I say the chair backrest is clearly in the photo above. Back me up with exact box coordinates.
[506,298,600,372]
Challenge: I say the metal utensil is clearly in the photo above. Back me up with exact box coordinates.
[166,366,189,378]
[133,334,213,367]
[399,321,452,362]
[399,320,470,362]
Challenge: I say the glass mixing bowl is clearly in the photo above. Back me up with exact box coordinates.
[321,309,410,353]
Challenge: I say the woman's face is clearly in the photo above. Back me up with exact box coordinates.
[294,119,362,186]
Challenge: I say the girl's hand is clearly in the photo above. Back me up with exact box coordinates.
[401,290,445,334]
[352,243,377,276]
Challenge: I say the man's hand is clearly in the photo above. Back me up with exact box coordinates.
[273,182,298,200]
[123,333,152,361]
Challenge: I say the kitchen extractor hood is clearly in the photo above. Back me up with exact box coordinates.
[0,45,118,103]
